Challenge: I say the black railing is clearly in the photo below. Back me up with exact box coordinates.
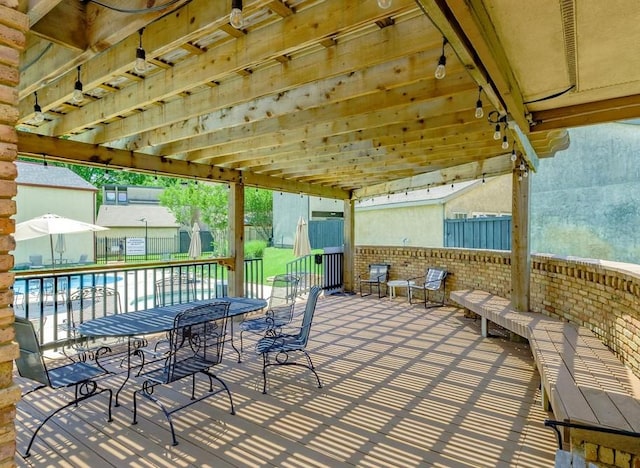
[12,258,264,347]
[286,252,343,295]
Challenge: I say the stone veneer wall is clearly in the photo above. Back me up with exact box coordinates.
[355,246,640,379]
[0,1,26,465]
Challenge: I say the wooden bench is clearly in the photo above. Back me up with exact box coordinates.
[450,289,640,454]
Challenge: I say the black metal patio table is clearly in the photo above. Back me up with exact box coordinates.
[77,296,267,405]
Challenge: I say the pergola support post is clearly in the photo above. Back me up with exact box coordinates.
[228,182,244,297]
[511,166,531,312]
[343,199,354,293]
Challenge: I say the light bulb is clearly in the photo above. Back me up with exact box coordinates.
[377,0,392,8]
[72,66,83,104]
[475,101,484,119]
[435,56,446,80]
[519,162,525,171]
[523,170,528,178]
[493,124,501,140]
[510,149,517,162]
[230,7,244,28]
[72,86,83,104]
[33,95,44,124]
[33,106,44,123]
[518,174,523,181]
[134,47,147,74]
[501,136,509,150]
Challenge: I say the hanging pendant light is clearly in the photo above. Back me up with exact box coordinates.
[434,38,447,79]
[230,0,244,29]
[377,0,392,8]
[71,65,83,104]
[474,87,484,119]
[134,28,147,74]
[32,91,44,123]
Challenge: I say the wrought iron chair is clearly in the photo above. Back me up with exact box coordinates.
[154,273,196,306]
[358,263,390,298]
[408,267,448,308]
[255,285,322,394]
[62,286,131,368]
[238,274,300,360]
[14,316,113,457]
[132,301,234,446]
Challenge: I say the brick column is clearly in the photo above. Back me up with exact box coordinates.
[0,1,28,465]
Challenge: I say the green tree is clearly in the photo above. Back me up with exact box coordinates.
[245,188,272,242]
[159,181,229,254]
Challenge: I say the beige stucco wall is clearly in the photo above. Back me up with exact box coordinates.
[444,175,512,218]
[355,204,444,247]
[13,185,97,265]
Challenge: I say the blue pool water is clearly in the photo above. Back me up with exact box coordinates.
[14,273,123,294]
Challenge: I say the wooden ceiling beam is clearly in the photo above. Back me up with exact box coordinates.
[36,0,419,136]
[16,131,350,199]
[19,0,261,104]
[433,0,529,131]
[28,0,86,50]
[148,64,470,157]
[96,15,442,147]
[530,94,640,132]
[24,0,65,26]
[354,153,516,198]
[197,121,491,167]
[187,102,480,169]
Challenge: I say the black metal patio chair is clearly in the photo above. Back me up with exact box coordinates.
[255,285,322,394]
[14,316,113,457]
[62,286,136,369]
[408,267,448,308]
[358,263,390,298]
[238,273,300,360]
[132,301,234,446]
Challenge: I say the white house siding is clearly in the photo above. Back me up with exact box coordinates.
[13,185,97,265]
[445,175,512,218]
[356,204,444,247]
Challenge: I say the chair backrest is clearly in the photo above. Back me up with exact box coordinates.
[368,264,390,281]
[295,286,322,346]
[268,274,299,309]
[425,268,447,291]
[13,317,50,387]
[67,286,122,326]
[164,301,230,384]
[155,274,196,306]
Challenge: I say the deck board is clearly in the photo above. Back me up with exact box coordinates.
[15,294,556,467]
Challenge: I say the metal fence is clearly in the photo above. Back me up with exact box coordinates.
[13,258,263,348]
[286,251,344,295]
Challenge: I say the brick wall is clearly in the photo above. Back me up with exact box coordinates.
[356,246,640,379]
[0,1,27,465]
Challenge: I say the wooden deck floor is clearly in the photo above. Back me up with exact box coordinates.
[14,293,557,467]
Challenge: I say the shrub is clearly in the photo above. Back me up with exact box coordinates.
[245,240,267,258]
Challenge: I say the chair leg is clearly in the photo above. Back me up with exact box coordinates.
[262,353,269,394]
[133,387,180,446]
[24,386,112,457]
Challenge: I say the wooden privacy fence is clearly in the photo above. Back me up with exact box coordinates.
[445,216,511,250]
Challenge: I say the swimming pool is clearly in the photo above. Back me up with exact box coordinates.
[14,273,124,295]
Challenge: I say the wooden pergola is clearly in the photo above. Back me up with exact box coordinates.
[11,0,640,300]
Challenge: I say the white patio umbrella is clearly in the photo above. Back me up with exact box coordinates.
[293,216,312,257]
[14,213,109,267]
[188,222,202,259]
[54,234,66,263]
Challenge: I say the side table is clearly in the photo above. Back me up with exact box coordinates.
[387,280,415,302]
